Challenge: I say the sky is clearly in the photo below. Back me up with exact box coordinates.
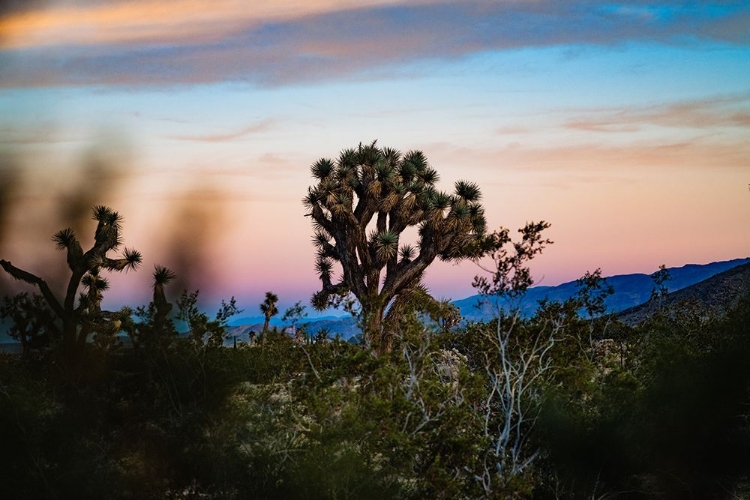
[0,0,748,315]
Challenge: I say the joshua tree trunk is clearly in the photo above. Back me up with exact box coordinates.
[361,299,386,351]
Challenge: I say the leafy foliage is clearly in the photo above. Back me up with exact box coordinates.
[473,221,552,308]
[178,290,241,348]
[0,292,58,355]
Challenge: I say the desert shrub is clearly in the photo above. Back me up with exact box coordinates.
[535,298,750,499]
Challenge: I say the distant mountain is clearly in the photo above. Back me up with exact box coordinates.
[228,258,750,338]
[2,258,748,347]
[226,314,347,328]
[224,316,359,344]
[454,258,750,322]
[617,262,750,325]
[303,316,359,340]
[227,316,284,327]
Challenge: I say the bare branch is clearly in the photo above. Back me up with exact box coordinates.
[0,260,64,317]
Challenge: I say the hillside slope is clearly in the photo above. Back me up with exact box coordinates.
[617,262,750,325]
[454,258,750,322]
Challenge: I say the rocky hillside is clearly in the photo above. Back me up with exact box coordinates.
[454,257,750,322]
[617,262,750,325]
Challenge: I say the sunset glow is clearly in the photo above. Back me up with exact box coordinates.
[0,0,748,313]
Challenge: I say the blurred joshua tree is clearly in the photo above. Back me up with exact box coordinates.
[0,205,142,356]
[304,141,488,353]
[123,265,179,351]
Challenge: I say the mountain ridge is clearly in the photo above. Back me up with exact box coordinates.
[617,261,750,325]
[2,257,748,344]
[453,257,750,322]
[230,257,750,340]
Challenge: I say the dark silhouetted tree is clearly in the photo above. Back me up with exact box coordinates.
[177,290,240,348]
[0,205,141,356]
[260,291,279,335]
[0,292,56,356]
[304,141,488,352]
[123,265,178,351]
[574,268,614,320]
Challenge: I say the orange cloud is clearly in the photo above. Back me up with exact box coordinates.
[0,0,422,49]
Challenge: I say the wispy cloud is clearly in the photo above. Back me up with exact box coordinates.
[428,135,750,178]
[1,1,748,88]
[565,93,750,132]
[0,123,84,144]
[166,120,274,142]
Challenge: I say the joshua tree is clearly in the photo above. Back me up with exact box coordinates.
[304,141,488,353]
[123,265,178,351]
[0,205,142,355]
[260,291,279,334]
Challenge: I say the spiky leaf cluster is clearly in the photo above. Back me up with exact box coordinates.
[52,206,142,279]
[152,265,176,318]
[80,270,109,309]
[153,265,176,287]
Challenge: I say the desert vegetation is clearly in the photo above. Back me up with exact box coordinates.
[1,145,749,499]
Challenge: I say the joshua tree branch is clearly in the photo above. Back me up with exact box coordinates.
[0,260,64,318]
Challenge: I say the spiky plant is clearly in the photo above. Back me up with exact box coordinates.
[259,291,279,336]
[152,264,176,329]
[0,205,142,355]
[152,265,176,311]
[122,265,178,351]
[304,141,488,353]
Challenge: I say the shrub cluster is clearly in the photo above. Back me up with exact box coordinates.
[1,293,749,499]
